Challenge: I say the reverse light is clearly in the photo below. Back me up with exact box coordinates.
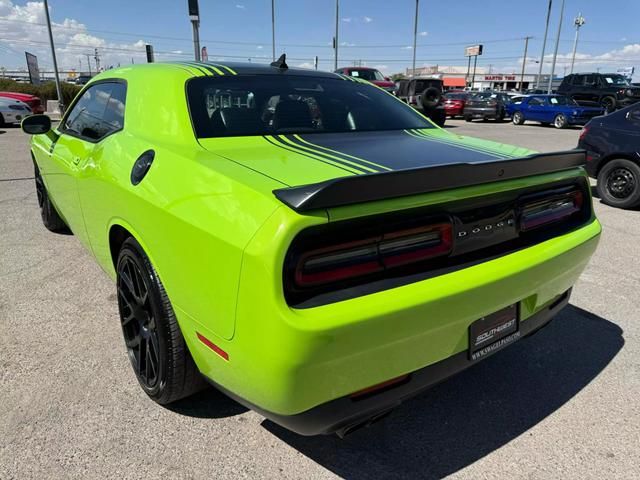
[294,222,453,288]
[519,190,584,232]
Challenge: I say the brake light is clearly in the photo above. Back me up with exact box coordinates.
[294,222,452,288]
[519,190,583,232]
[579,126,589,141]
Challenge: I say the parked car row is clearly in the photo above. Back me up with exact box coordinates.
[0,91,43,114]
[0,97,32,126]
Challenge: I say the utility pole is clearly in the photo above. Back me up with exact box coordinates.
[548,0,565,94]
[94,47,100,72]
[471,54,478,89]
[188,0,201,61]
[333,0,339,70]
[570,13,585,74]
[43,0,64,112]
[412,0,419,75]
[86,54,92,75]
[536,0,553,89]
[520,36,531,92]
[271,0,276,61]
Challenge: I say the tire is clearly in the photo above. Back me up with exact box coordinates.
[419,87,441,108]
[0,113,5,127]
[33,160,69,233]
[600,96,616,114]
[553,113,567,129]
[494,108,505,122]
[116,237,206,404]
[596,159,640,209]
[512,111,524,125]
[464,115,472,122]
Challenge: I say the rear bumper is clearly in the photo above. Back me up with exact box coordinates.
[464,106,500,118]
[184,207,600,422]
[215,288,571,435]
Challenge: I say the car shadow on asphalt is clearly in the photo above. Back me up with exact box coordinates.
[263,304,623,480]
[168,385,249,418]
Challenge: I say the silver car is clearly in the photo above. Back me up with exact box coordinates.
[0,97,32,126]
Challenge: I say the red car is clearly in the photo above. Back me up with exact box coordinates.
[443,91,469,118]
[334,67,396,93]
[0,92,44,114]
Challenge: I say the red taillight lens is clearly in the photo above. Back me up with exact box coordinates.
[579,126,589,141]
[519,190,584,232]
[295,222,452,288]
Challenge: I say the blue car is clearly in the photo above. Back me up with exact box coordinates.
[509,94,604,129]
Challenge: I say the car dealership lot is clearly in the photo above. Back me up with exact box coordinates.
[1,121,638,479]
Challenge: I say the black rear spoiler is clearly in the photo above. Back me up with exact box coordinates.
[273,150,586,212]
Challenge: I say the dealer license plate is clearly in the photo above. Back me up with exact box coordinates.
[469,304,520,361]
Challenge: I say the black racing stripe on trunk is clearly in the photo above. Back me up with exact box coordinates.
[262,136,359,174]
[297,131,504,171]
[282,135,386,173]
[270,135,368,173]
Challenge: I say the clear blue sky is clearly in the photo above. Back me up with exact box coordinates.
[0,0,638,78]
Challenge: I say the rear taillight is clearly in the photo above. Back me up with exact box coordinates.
[294,222,452,288]
[579,126,589,141]
[519,190,584,232]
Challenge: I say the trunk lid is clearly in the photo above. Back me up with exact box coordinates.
[198,129,534,188]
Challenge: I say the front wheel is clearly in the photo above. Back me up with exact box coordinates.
[512,111,524,125]
[596,159,640,209]
[34,160,69,233]
[600,96,616,114]
[464,115,472,122]
[553,113,567,129]
[116,237,206,404]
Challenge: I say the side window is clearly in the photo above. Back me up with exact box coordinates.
[583,75,595,86]
[571,75,584,86]
[63,82,126,141]
[528,97,542,106]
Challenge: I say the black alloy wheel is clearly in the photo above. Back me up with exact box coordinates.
[118,253,161,390]
[601,97,616,114]
[596,159,640,209]
[33,160,69,232]
[116,237,205,404]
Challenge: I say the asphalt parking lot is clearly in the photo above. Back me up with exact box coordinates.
[1,119,639,479]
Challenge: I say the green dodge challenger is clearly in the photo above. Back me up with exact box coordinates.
[22,58,601,436]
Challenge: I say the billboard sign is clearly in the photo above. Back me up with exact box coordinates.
[25,51,40,85]
[616,67,635,79]
[465,45,483,57]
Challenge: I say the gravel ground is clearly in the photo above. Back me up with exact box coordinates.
[1,119,638,479]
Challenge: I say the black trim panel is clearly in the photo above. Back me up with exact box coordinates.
[273,150,587,212]
[205,289,571,436]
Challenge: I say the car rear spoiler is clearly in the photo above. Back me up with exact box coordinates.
[273,150,586,212]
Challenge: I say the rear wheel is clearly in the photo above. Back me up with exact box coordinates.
[116,237,206,404]
[34,160,68,233]
[596,159,640,209]
[512,111,524,125]
[553,114,567,129]
[0,113,5,127]
[464,115,472,122]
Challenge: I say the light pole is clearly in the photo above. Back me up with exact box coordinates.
[188,0,201,61]
[547,0,565,94]
[570,13,585,74]
[43,0,64,113]
[333,0,339,70]
[519,36,531,92]
[412,0,419,75]
[271,0,276,61]
[536,0,553,89]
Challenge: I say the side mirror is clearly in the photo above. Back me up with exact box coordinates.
[21,114,51,135]
[385,76,391,81]
[627,109,640,122]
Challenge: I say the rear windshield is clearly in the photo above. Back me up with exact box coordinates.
[444,93,468,100]
[187,75,432,138]
[350,69,385,81]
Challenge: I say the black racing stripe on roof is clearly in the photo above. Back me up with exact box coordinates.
[297,130,505,171]
[175,61,211,76]
[263,136,361,174]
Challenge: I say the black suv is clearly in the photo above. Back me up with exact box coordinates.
[396,78,446,126]
[558,73,640,113]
